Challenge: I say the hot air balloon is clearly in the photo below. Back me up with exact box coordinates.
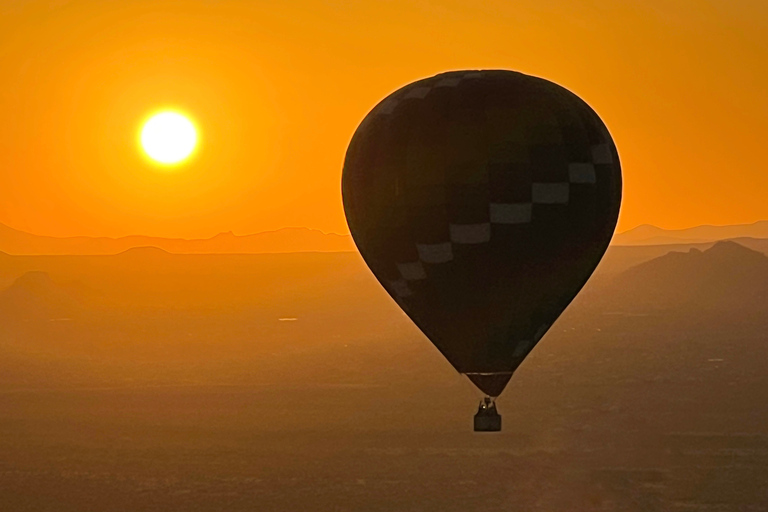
[342,70,621,431]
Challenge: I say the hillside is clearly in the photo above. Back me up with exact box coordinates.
[0,271,81,321]
[597,241,768,314]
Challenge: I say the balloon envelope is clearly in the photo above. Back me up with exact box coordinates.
[342,70,621,397]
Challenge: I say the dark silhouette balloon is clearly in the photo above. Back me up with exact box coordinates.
[342,70,621,400]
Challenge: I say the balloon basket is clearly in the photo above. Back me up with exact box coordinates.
[473,397,501,432]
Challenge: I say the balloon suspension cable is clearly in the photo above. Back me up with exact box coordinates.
[479,396,497,409]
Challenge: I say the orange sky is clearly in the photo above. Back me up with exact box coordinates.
[1,0,767,238]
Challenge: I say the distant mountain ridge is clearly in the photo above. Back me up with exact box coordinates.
[0,223,355,255]
[5,220,768,255]
[614,220,768,246]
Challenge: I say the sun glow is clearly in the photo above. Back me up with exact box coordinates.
[140,111,198,166]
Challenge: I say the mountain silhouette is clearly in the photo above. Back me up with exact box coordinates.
[0,223,355,255]
[0,271,82,321]
[614,221,768,245]
[601,241,768,313]
[6,220,768,255]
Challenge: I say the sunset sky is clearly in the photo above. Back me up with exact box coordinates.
[1,0,766,239]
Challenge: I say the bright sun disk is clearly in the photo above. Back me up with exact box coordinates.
[140,111,198,165]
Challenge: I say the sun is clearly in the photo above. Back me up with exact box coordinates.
[140,111,198,166]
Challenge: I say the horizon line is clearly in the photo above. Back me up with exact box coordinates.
[0,222,353,241]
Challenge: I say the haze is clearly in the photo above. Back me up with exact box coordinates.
[4,232,768,510]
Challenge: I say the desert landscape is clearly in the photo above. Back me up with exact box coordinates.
[2,224,768,511]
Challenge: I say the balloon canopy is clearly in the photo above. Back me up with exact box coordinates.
[342,70,621,397]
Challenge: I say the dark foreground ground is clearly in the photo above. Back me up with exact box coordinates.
[1,247,768,511]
